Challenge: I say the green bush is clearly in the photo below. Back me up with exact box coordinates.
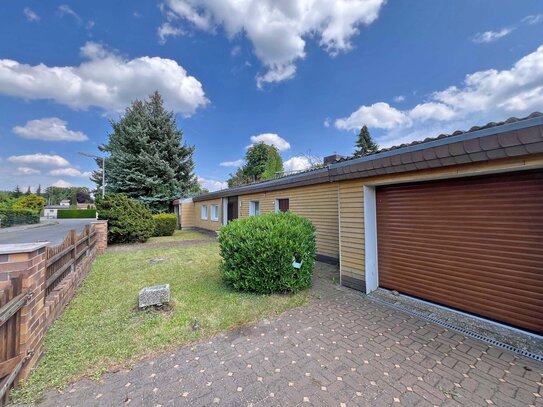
[0,209,40,228]
[218,212,316,294]
[57,209,97,219]
[95,194,154,244]
[12,194,45,212]
[152,214,178,236]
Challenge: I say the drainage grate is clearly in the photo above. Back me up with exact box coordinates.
[368,296,543,363]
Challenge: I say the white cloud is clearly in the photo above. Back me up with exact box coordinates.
[323,118,331,127]
[472,27,514,43]
[198,176,227,191]
[15,167,40,175]
[0,41,208,116]
[8,154,70,167]
[283,156,311,172]
[58,5,82,23]
[23,7,40,22]
[52,179,73,188]
[335,102,410,130]
[163,0,386,86]
[249,133,291,151]
[231,46,241,57]
[49,168,92,177]
[523,14,543,25]
[393,95,405,102]
[220,159,243,167]
[13,118,88,142]
[158,22,184,44]
[335,44,543,146]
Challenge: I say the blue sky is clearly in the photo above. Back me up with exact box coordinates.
[1,1,542,192]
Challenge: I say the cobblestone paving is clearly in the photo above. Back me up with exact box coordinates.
[26,265,543,406]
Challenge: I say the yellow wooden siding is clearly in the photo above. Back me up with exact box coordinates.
[338,154,543,284]
[237,183,339,259]
[193,199,222,231]
[180,201,195,229]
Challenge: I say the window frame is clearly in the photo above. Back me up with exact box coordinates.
[275,198,290,213]
[201,204,208,220]
[210,204,219,221]
[249,201,260,216]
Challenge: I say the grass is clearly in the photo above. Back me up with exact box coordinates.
[147,229,214,243]
[11,242,308,403]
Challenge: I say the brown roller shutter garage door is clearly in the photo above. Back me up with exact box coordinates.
[376,170,543,334]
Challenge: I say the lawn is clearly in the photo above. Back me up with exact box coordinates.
[11,242,308,403]
[147,229,214,243]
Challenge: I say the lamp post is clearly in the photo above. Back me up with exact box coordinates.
[79,152,106,198]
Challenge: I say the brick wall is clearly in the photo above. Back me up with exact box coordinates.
[0,221,107,388]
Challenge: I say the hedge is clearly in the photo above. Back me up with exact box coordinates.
[152,214,177,236]
[218,211,316,294]
[57,209,97,219]
[0,209,40,228]
[96,194,154,244]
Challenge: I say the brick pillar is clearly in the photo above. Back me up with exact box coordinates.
[92,220,108,254]
[0,243,48,380]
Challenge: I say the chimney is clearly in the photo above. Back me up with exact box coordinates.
[323,154,345,165]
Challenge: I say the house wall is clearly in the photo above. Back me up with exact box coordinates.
[180,201,196,229]
[338,153,543,291]
[237,183,339,260]
[193,199,222,231]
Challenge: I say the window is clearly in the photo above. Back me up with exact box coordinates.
[276,198,289,213]
[249,201,260,216]
[201,205,208,220]
[211,204,219,221]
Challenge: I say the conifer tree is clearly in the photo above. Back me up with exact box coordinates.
[13,185,22,198]
[92,91,197,212]
[354,125,379,156]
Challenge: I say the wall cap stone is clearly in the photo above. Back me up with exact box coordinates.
[0,242,49,255]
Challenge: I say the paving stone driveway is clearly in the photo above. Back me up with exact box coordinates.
[29,265,543,407]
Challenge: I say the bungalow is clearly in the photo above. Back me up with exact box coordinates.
[178,113,543,334]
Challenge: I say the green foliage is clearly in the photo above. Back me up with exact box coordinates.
[355,125,379,156]
[227,143,283,187]
[152,214,178,236]
[96,194,154,244]
[93,91,198,212]
[13,185,22,198]
[12,194,45,212]
[57,209,97,219]
[218,212,316,294]
[0,209,40,228]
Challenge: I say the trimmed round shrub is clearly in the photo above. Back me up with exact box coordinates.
[152,214,177,236]
[218,212,316,294]
[96,194,154,244]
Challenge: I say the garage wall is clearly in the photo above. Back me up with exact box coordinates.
[338,153,543,291]
[237,183,340,260]
[193,199,222,231]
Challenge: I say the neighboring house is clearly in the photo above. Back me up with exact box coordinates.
[59,200,70,207]
[43,205,66,219]
[76,203,95,209]
[172,198,194,228]
[178,113,543,334]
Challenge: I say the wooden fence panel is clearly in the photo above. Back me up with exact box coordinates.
[0,278,25,405]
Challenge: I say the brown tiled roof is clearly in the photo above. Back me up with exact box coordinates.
[328,112,543,181]
[193,112,543,201]
[330,112,543,165]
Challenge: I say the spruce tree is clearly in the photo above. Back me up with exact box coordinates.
[36,184,42,196]
[25,186,32,195]
[355,125,379,156]
[13,185,22,198]
[94,91,197,212]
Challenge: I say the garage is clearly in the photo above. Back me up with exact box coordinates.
[376,170,543,334]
